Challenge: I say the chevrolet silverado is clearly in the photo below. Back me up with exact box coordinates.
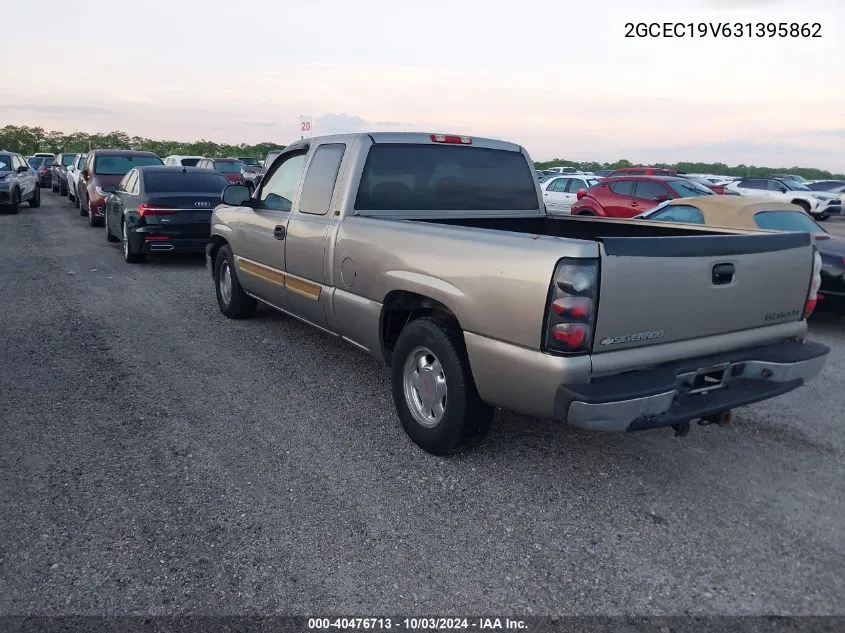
[205,132,829,455]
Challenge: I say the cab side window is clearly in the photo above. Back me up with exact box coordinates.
[298,144,346,215]
[258,152,308,211]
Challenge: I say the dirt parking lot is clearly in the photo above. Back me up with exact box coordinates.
[2,196,844,615]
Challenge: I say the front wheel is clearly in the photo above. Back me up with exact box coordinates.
[214,245,257,319]
[29,185,41,208]
[8,188,20,214]
[105,211,120,242]
[391,317,493,455]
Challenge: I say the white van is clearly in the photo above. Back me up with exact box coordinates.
[163,155,207,167]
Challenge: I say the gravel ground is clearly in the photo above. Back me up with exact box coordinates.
[1,194,844,616]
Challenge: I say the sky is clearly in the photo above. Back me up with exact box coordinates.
[2,0,843,170]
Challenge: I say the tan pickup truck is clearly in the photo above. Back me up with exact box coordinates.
[206,132,829,455]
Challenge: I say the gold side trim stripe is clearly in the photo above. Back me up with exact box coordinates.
[236,257,321,301]
[286,276,322,301]
[237,259,285,286]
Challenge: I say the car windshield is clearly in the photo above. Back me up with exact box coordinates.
[666,180,714,197]
[61,154,76,166]
[213,160,244,173]
[780,180,811,191]
[0,156,13,171]
[144,172,230,193]
[355,144,539,211]
[180,158,201,166]
[754,210,826,234]
[94,155,163,175]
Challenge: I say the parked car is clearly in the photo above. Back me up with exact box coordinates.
[604,166,677,178]
[205,131,828,455]
[195,158,245,184]
[28,156,52,187]
[570,175,713,217]
[50,152,79,195]
[544,166,579,175]
[807,180,845,191]
[103,166,231,263]
[78,150,163,226]
[682,175,736,195]
[248,148,286,190]
[163,155,207,167]
[66,153,87,206]
[635,196,845,313]
[0,151,41,212]
[725,177,840,220]
[33,152,55,160]
[542,174,600,214]
[594,169,613,178]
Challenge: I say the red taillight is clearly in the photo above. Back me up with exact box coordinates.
[576,189,586,200]
[137,203,175,216]
[803,249,822,319]
[144,236,169,241]
[551,323,587,348]
[551,296,592,319]
[544,259,599,354]
[430,134,472,145]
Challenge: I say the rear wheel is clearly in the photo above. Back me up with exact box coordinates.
[214,245,256,319]
[80,191,88,216]
[122,220,145,263]
[29,185,40,208]
[391,317,493,455]
[88,207,102,227]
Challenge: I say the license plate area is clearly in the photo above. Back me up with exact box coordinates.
[684,363,730,395]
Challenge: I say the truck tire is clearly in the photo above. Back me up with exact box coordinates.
[214,245,256,319]
[391,317,493,455]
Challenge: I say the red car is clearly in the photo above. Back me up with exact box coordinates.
[78,150,163,227]
[570,175,715,218]
[196,158,245,184]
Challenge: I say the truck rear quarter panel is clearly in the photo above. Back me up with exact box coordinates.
[331,216,599,352]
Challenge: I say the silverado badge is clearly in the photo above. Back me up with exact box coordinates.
[600,330,665,346]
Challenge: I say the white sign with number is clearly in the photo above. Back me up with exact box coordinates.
[299,115,313,137]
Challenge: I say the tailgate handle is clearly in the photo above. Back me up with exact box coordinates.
[712,263,735,285]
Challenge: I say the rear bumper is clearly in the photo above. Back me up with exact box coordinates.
[555,340,829,432]
[129,225,210,254]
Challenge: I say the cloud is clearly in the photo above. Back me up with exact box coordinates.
[703,0,781,5]
[0,103,122,116]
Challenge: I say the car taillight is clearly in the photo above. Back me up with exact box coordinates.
[576,189,586,200]
[137,203,175,216]
[544,259,599,354]
[430,134,472,145]
[803,248,822,319]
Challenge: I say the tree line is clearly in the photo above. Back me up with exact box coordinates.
[535,158,845,180]
[2,125,842,179]
[0,125,283,160]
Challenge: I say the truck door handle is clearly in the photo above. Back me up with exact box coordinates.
[712,263,735,285]
[274,225,286,240]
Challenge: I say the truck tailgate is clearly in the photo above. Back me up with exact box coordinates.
[592,232,814,353]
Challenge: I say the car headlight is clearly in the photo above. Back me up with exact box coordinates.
[812,194,827,200]
[0,174,12,183]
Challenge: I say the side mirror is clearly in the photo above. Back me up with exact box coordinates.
[102,185,116,194]
[17,165,28,173]
[654,194,669,202]
[221,184,252,206]
[780,187,788,193]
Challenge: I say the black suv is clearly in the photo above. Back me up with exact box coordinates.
[0,152,41,213]
[51,152,79,195]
